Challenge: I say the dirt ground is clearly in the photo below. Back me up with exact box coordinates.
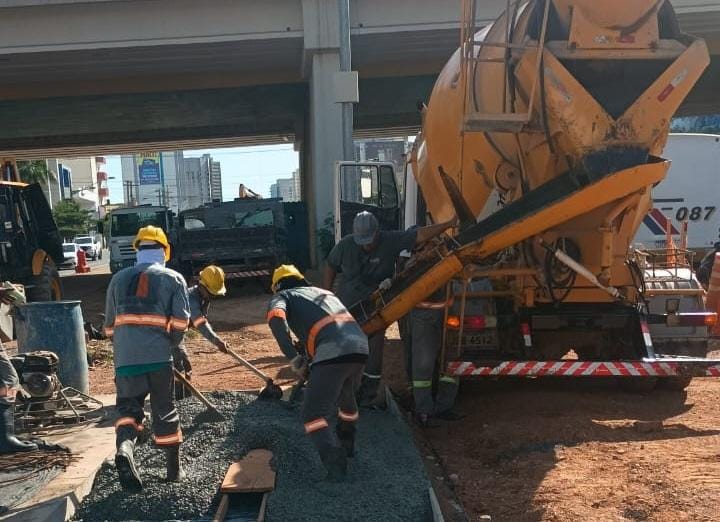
[67,271,720,522]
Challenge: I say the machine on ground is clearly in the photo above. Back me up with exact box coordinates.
[335,0,720,390]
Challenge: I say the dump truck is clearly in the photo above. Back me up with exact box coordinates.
[108,205,173,273]
[337,0,720,389]
[176,199,293,285]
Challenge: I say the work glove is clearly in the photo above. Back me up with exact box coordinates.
[290,355,309,380]
[379,278,392,291]
[215,339,229,353]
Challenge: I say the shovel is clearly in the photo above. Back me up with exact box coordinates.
[173,368,226,422]
[223,347,284,400]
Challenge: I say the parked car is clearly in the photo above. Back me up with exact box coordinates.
[60,243,78,270]
[74,235,101,261]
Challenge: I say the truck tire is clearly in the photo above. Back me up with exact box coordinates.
[26,260,62,302]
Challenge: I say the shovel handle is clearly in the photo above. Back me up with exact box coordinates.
[173,368,225,418]
[225,347,272,383]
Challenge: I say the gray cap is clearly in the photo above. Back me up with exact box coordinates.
[353,211,379,246]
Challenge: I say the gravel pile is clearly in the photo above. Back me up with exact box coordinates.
[75,392,431,522]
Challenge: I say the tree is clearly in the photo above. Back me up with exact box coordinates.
[53,199,91,241]
[17,160,55,185]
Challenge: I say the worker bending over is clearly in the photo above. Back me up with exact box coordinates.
[409,286,462,427]
[0,287,36,453]
[267,265,368,481]
[173,265,229,398]
[104,226,190,491]
[324,211,457,407]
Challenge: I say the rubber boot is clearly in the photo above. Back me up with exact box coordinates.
[0,402,37,454]
[165,445,186,482]
[320,446,348,482]
[115,426,142,491]
[336,422,356,458]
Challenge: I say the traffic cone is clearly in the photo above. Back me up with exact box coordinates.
[705,252,720,336]
[75,249,91,273]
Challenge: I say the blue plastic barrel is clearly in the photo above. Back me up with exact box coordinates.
[15,301,89,394]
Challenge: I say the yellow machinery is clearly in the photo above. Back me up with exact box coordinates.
[348,0,720,384]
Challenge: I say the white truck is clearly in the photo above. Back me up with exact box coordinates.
[634,133,720,256]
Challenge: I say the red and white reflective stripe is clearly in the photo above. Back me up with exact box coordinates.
[520,323,532,347]
[338,409,359,422]
[192,316,207,328]
[657,68,688,102]
[114,313,168,328]
[168,317,189,332]
[154,430,183,445]
[304,418,329,434]
[640,321,653,349]
[266,309,287,322]
[225,270,271,280]
[103,326,114,337]
[446,361,720,378]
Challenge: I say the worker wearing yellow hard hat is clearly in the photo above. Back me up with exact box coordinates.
[104,225,191,490]
[267,264,369,481]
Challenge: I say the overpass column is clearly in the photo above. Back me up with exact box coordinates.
[302,0,349,265]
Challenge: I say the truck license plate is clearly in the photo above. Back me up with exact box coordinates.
[465,332,497,347]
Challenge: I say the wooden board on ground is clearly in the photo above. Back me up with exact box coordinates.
[221,449,276,493]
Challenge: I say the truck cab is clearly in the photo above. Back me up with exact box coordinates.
[108,205,172,273]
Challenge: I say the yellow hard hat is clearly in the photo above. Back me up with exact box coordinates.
[199,265,226,296]
[133,225,171,261]
[271,264,304,292]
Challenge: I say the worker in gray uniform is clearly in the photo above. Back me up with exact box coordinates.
[0,286,37,453]
[173,265,229,398]
[323,211,457,407]
[409,286,462,427]
[267,264,368,481]
[104,226,190,491]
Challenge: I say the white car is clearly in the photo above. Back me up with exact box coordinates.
[60,243,78,270]
[75,235,102,261]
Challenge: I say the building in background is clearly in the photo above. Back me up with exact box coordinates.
[181,157,211,210]
[202,154,223,202]
[43,156,108,216]
[270,169,301,201]
[120,152,184,212]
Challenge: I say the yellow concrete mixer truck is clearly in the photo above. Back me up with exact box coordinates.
[337,0,720,390]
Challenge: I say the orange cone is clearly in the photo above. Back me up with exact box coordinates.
[705,252,720,336]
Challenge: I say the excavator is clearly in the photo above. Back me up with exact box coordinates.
[338,0,720,389]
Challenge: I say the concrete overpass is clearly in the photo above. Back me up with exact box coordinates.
[1,0,719,250]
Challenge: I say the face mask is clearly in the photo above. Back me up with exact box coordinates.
[136,248,166,266]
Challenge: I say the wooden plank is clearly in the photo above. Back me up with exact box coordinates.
[221,450,276,493]
[213,494,230,522]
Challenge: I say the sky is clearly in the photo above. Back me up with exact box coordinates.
[105,144,299,204]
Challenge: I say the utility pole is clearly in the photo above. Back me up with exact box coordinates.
[338,0,354,162]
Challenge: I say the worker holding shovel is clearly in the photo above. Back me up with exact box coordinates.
[104,226,190,491]
[173,265,229,399]
[267,265,368,481]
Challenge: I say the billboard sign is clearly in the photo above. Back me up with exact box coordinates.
[136,153,162,185]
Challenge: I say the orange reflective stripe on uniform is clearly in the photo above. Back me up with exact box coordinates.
[135,272,150,298]
[103,326,114,337]
[338,409,359,422]
[192,316,207,328]
[304,418,329,434]
[266,309,287,322]
[307,313,356,357]
[154,429,183,445]
[167,317,189,332]
[114,416,143,431]
[114,314,169,328]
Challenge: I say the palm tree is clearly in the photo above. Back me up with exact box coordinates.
[17,160,55,185]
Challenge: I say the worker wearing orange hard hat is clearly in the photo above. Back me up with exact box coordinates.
[173,265,229,398]
[103,225,190,491]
